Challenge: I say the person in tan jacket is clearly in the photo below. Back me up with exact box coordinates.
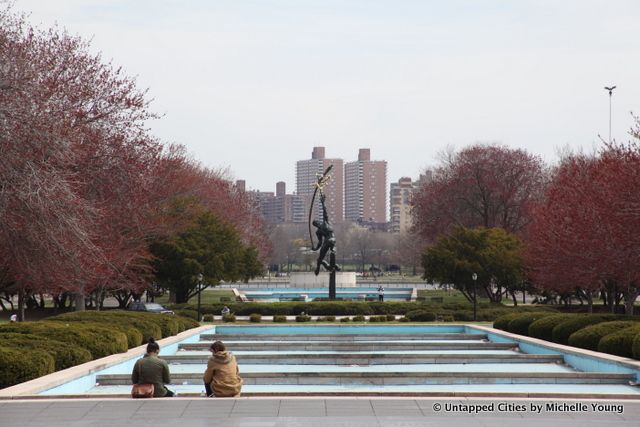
[203,340,243,397]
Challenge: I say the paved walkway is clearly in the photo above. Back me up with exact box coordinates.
[2,398,639,427]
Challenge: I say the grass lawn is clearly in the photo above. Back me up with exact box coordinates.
[155,288,235,305]
[417,288,471,304]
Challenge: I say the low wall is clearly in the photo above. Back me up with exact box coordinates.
[289,272,357,288]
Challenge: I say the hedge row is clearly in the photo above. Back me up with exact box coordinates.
[0,333,92,370]
[0,311,200,389]
[170,301,553,321]
[493,312,640,359]
[567,321,639,351]
[0,348,55,389]
[528,314,575,341]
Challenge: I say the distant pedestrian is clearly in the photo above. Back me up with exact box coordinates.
[378,286,385,302]
[9,314,17,322]
[221,306,230,317]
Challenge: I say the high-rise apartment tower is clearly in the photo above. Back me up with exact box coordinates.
[296,147,344,222]
[344,149,387,224]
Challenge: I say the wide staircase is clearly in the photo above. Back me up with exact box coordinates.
[91,326,640,397]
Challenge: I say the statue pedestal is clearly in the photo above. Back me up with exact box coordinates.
[289,272,356,288]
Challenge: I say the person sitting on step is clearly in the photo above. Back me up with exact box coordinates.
[203,340,243,397]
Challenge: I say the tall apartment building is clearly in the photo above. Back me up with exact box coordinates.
[390,177,415,233]
[249,182,306,224]
[296,147,344,222]
[344,149,387,224]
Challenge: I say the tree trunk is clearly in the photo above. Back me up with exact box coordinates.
[74,293,85,311]
[623,285,638,316]
[18,287,25,321]
[587,292,593,313]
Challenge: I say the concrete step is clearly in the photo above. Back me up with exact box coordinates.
[179,341,516,351]
[199,333,488,341]
[98,371,634,386]
[162,353,564,365]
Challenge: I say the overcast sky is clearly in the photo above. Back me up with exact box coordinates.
[14,0,640,192]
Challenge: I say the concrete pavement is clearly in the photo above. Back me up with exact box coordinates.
[1,397,639,427]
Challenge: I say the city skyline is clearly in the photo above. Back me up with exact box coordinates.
[13,0,640,192]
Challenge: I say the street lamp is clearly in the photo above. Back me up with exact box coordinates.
[604,85,616,142]
[472,273,478,321]
[197,273,203,322]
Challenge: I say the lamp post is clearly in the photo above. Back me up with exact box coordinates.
[604,85,616,142]
[197,273,203,322]
[472,273,478,321]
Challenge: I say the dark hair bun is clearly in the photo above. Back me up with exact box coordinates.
[148,337,155,343]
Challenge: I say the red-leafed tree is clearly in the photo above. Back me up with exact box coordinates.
[525,120,640,315]
[412,144,547,241]
[0,6,270,316]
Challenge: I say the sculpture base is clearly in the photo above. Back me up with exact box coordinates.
[289,272,356,288]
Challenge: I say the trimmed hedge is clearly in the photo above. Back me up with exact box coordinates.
[506,312,555,336]
[351,315,366,322]
[174,309,199,320]
[0,311,201,389]
[633,332,640,359]
[47,320,143,348]
[552,314,623,344]
[568,321,639,351]
[49,311,162,343]
[249,313,262,323]
[528,314,575,341]
[295,314,311,322]
[405,310,436,322]
[222,314,236,322]
[452,311,474,321]
[169,300,530,320]
[0,348,55,389]
[273,315,287,323]
[493,313,525,331]
[0,322,127,358]
[0,333,92,370]
[597,324,640,358]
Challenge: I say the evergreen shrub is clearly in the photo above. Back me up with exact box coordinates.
[296,314,311,322]
[0,333,92,370]
[633,332,640,359]
[552,314,622,344]
[0,348,55,389]
[222,314,236,322]
[405,310,436,322]
[568,321,639,351]
[174,309,199,320]
[493,313,525,331]
[597,324,640,358]
[0,322,127,358]
[506,312,555,336]
[453,311,474,321]
[528,314,575,341]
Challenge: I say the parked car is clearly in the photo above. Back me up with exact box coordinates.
[127,301,174,314]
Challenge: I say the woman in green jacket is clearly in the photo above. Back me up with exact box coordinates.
[131,338,174,397]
